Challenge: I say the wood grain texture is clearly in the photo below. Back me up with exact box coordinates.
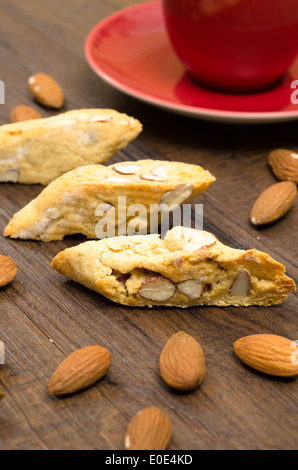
[0,0,297,450]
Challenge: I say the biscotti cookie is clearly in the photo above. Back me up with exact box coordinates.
[51,227,296,307]
[4,161,215,242]
[0,109,142,185]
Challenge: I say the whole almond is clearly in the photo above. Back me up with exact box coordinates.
[48,346,111,396]
[28,73,64,109]
[0,255,17,287]
[10,105,42,123]
[0,392,5,401]
[159,331,206,391]
[268,149,298,185]
[250,181,297,226]
[234,334,298,377]
[125,407,172,450]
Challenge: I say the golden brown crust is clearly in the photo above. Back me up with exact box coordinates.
[0,109,142,185]
[4,161,215,241]
[51,227,296,308]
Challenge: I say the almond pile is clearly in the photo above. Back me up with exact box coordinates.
[43,330,297,450]
[9,72,64,123]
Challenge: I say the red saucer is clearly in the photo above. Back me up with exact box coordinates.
[85,0,298,123]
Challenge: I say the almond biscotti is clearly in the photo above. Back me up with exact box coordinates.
[4,161,215,241]
[0,109,142,185]
[51,227,296,307]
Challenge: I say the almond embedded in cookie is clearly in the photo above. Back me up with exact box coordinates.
[4,161,215,242]
[51,227,296,307]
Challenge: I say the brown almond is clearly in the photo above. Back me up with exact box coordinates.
[268,149,298,185]
[250,181,297,226]
[159,331,206,391]
[234,334,298,377]
[28,73,64,109]
[10,105,42,123]
[0,392,5,401]
[0,255,18,287]
[48,346,111,396]
[125,407,172,450]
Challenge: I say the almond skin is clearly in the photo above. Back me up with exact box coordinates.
[268,149,298,185]
[125,407,172,450]
[0,255,18,287]
[230,271,251,296]
[234,334,298,377]
[10,105,42,123]
[28,73,64,109]
[48,346,112,396]
[250,181,297,226]
[159,332,206,391]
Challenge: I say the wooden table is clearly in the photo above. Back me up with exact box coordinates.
[0,0,297,451]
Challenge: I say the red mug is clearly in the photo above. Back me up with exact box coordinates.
[162,0,298,93]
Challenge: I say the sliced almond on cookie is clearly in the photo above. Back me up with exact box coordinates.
[160,184,194,206]
[165,227,217,251]
[113,163,140,175]
[139,277,176,302]
[152,165,169,180]
[185,231,217,251]
[140,173,168,182]
[103,176,135,184]
[88,115,111,123]
[141,165,169,182]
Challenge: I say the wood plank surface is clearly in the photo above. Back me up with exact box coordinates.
[0,0,297,450]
